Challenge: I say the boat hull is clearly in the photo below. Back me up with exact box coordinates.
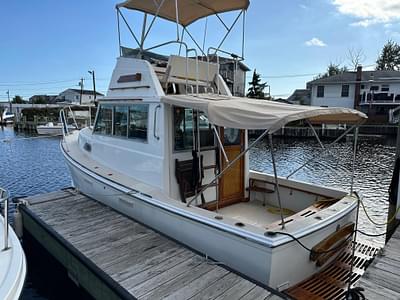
[0,217,27,300]
[64,146,356,289]
[37,126,74,136]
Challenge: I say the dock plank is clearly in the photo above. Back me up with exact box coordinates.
[355,225,400,299]
[21,190,280,300]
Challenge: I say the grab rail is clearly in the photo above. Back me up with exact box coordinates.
[59,106,79,139]
[153,104,161,140]
[1,188,10,251]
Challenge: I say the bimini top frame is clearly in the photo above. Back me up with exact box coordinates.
[115,0,248,61]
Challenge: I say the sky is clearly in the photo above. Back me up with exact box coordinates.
[0,0,399,101]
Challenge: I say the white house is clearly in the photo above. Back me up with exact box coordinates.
[308,68,400,122]
[308,68,400,108]
[57,89,104,105]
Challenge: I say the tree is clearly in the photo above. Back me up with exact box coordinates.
[247,69,267,99]
[347,47,366,71]
[31,96,47,104]
[315,62,348,79]
[11,95,25,104]
[376,40,400,71]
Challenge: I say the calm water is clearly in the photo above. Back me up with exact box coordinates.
[0,126,396,299]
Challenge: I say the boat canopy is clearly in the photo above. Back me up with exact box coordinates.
[117,0,250,26]
[162,95,367,132]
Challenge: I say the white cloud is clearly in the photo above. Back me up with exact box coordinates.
[332,0,400,27]
[305,38,327,47]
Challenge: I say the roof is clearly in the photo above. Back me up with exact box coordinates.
[117,0,250,27]
[287,89,311,104]
[61,89,104,96]
[209,55,251,72]
[308,70,400,85]
[162,94,367,132]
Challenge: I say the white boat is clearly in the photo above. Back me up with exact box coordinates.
[61,0,367,290]
[37,122,76,136]
[1,108,14,124]
[0,189,27,300]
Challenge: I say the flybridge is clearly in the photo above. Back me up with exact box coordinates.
[115,0,248,64]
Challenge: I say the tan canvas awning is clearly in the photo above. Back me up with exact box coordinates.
[117,0,250,27]
[162,95,367,132]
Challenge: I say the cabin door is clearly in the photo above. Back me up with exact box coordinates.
[218,128,245,207]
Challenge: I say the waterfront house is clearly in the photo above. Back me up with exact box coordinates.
[308,67,400,123]
[211,55,251,97]
[57,89,104,105]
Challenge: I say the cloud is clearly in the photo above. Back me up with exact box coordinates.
[299,4,308,9]
[305,38,327,47]
[332,0,400,27]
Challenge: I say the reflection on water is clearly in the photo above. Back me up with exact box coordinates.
[250,136,396,245]
[0,126,396,299]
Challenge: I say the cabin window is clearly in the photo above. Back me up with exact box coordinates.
[381,85,390,92]
[173,107,214,151]
[370,86,379,91]
[128,104,148,140]
[317,86,324,98]
[113,106,128,137]
[341,85,349,97]
[94,105,113,135]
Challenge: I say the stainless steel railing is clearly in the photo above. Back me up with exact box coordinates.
[0,188,10,251]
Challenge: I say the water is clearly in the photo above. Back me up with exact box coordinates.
[0,126,396,299]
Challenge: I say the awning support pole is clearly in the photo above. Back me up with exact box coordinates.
[188,128,270,207]
[141,0,167,45]
[178,28,185,55]
[140,13,148,51]
[215,10,243,54]
[118,8,141,47]
[269,134,285,230]
[174,0,179,41]
[183,27,207,56]
[286,123,358,179]
[350,126,359,194]
[212,125,229,163]
[116,8,122,56]
[306,120,333,156]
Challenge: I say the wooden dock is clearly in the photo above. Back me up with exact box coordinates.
[19,188,285,300]
[355,226,400,299]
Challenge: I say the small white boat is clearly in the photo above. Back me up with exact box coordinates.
[37,122,75,136]
[61,0,368,290]
[0,189,27,300]
[1,108,14,124]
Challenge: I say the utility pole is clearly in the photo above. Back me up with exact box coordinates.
[79,78,84,106]
[88,70,96,101]
[6,90,11,110]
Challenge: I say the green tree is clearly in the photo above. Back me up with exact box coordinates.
[376,40,400,71]
[32,96,47,104]
[11,95,25,104]
[247,69,267,99]
[315,62,348,79]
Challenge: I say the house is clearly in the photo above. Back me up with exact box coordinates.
[57,89,104,105]
[214,56,251,97]
[287,89,311,105]
[308,67,400,123]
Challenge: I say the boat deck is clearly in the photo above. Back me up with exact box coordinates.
[218,201,284,228]
[20,188,284,300]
